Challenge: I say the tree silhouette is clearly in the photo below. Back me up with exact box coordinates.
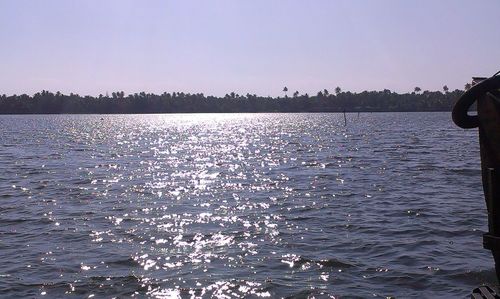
[323,89,329,97]
[0,88,465,114]
[335,86,341,95]
[442,85,449,93]
[283,86,288,97]
[464,83,472,91]
[414,87,422,93]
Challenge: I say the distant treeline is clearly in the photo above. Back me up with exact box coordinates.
[0,89,464,114]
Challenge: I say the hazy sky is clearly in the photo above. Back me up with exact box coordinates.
[1,0,499,97]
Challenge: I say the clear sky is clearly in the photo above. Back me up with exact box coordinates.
[1,0,499,97]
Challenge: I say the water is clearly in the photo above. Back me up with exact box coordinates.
[0,113,494,298]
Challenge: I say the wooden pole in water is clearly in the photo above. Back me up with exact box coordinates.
[477,90,500,281]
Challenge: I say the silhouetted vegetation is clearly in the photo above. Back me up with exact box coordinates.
[0,88,464,114]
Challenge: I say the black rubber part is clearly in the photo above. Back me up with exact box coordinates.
[452,75,500,129]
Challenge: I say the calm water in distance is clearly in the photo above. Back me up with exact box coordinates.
[0,113,494,298]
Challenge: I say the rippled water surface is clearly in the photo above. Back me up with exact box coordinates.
[0,113,494,298]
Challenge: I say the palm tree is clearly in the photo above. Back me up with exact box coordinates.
[442,85,449,93]
[283,86,288,97]
[414,87,421,93]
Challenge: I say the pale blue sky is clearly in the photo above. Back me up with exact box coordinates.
[1,0,499,96]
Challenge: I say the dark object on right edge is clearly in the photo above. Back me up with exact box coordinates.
[472,285,499,299]
[452,74,500,128]
[452,72,500,297]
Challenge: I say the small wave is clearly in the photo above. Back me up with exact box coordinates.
[0,275,147,298]
[281,254,355,269]
[314,258,356,268]
[443,268,497,285]
[284,289,340,299]
[105,257,138,267]
[0,218,30,224]
[447,168,481,176]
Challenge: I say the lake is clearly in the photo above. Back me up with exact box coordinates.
[0,113,494,298]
